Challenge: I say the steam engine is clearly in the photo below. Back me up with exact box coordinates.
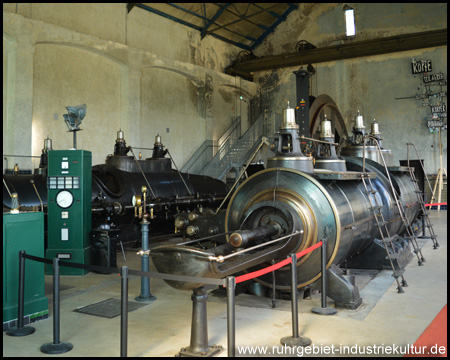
[3,131,229,246]
[151,104,423,309]
[89,131,229,242]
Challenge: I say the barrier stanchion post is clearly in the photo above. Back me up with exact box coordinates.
[312,239,337,315]
[280,254,311,347]
[6,251,36,336]
[41,258,73,354]
[271,260,277,308]
[121,266,129,357]
[227,276,236,357]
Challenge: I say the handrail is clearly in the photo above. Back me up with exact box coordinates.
[183,111,274,179]
[181,117,241,174]
[200,113,265,179]
[362,135,409,226]
[362,135,398,195]
[181,140,217,173]
[406,143,434,196]
[214,136,269,213]
[218,116,241,149]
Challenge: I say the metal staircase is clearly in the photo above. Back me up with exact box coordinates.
[199,113,266,181]
[406,143,439,249]
[180,140,217,175]
[181,117,241,175]
[182,110,282,181]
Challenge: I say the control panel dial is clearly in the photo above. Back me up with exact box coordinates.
[56,190,74,209]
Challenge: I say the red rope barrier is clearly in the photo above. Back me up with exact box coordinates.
[226,202,447,286]
[425,202,447,207]
[223,201,447,287]
[233,241,323,285]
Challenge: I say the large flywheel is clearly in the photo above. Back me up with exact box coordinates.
[309,95,348,144]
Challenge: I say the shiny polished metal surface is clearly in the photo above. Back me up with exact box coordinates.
[149,100,420,296]
[340,146,394,167]
[320,117,334,138]
[224,167,341,289]
[280,103,298,130]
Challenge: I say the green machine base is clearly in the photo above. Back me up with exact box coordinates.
[45,247,92,275]
[3,212,49,326]
[3,300,49,330]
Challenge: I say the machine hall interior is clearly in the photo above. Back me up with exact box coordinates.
[3,3,447,358]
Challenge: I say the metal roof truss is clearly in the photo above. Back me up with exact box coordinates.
[128,3,298,50]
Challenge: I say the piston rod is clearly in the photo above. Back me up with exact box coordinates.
[209,231,301,263]
[229,224,282,248]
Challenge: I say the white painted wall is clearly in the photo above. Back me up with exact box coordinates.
[253,3,447,174]
[3,4,258,170]
[3,3,446,175]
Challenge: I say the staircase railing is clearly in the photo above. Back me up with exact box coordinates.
[182,111,281,179]
[180,140,217,174]
[405,143,439,249]
[218,116,241,149]
[200,113,265,180]
[181,117,241,174]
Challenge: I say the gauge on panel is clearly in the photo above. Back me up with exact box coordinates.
[56,190,74,209]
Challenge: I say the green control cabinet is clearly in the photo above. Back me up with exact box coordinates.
[46,150,92,275]
[3,212,48,326]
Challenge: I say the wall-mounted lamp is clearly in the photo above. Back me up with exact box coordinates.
[343,5,355,37]
[239,96,248,104]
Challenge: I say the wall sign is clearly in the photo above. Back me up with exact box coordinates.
[396,58,447,133]
[431,104,446,114]
[427,119,443,128]
[423,72,444,84]
[411,59,432,74]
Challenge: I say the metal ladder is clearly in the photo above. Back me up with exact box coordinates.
[406,143,439,249]
[360,173,407,293]
[382,173,427,267]
[363,136,426,267]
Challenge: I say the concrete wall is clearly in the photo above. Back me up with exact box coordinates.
[253,3,447,174]
[3,4,258,169]
[3,4,447,175]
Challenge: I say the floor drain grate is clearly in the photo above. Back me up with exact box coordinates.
[74,298,148,318]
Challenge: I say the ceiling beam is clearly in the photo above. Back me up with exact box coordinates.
[167,3,208,21]
[134,3,252,50]
[126,3,137,13]
[250,5,298,49]
[136,4,202,31]
[201,4,232,39]
[229,29,447,74]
